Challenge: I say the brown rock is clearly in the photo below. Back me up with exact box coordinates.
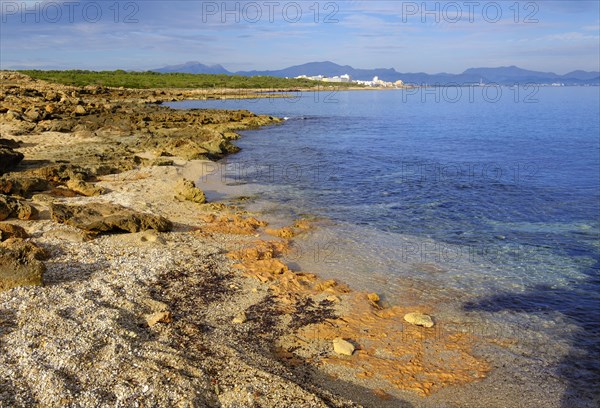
[174,178,206,204]
[24,108,41,122]
[0,223,28,241]
[0,195,38,221]
[0,176,49,197]
[74,105,86,115]
[66,179,106,196]
[50,202,172,234]
[145,311,173,327]
[0,147,23,175]
[0,246,45,292]
[0,238,48,261]
[5,110,22,121]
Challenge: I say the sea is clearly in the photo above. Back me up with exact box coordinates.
[166,86,600,405]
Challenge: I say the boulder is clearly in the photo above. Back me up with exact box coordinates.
[0,246,45,292]
[333,337,356,356]
[50,202,172,234]
[403,312,434,328]
[0,238,48,261]
[175,178,206,204]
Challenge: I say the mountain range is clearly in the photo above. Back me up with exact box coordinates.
[153,61,600,86]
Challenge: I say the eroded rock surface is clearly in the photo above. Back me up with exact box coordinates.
[50,202,172,234]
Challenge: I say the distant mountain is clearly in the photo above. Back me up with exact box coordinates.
[151,61,600,85]
[563,70,600,81]
[235,61,401,82]
[153,61,231,75]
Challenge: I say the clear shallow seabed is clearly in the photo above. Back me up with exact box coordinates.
[167,87,600,405]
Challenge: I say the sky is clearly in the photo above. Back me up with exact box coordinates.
[1,0,599,74]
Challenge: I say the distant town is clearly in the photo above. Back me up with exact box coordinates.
[294,74,406,88]
[294,74,575,88]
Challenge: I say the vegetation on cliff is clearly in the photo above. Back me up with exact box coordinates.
[18,70,360,89]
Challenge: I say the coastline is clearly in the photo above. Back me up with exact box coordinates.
[0,72,564,407]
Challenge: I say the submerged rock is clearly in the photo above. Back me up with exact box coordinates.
[404,312,434,328]
[50,202,172,234]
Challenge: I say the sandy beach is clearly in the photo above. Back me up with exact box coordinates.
[1,72,572,407]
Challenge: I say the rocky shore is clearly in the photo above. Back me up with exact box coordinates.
[0,72,491,407]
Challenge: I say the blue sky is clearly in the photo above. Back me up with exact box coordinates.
[1,0,599,73]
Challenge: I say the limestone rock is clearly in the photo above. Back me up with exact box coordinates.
[0,147,24,174]
[403,312,434,328]
[50,202,172,234]
[175,178,206,204]
[30,164,91,183]
[0,138,20,149]
[0,195,38,221]
[66,179,106,196]
[0,238,48,261]
[145,311,173,327]
[0,223,28,241]
[151,158,174,167]
[232,311,247,324]
[5,110,22,121]
[333,337,355,356]
[0,200,9,221]
[0,176,50,197]
[0,246,45,292]
[74,105,86,115]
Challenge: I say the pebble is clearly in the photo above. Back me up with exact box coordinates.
[232,311,247,324]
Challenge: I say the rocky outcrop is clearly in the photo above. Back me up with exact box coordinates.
[50,202,172,234]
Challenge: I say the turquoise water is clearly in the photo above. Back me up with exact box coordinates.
[167,87,600,405]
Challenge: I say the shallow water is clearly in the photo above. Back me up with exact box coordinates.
[167,87,600,404]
